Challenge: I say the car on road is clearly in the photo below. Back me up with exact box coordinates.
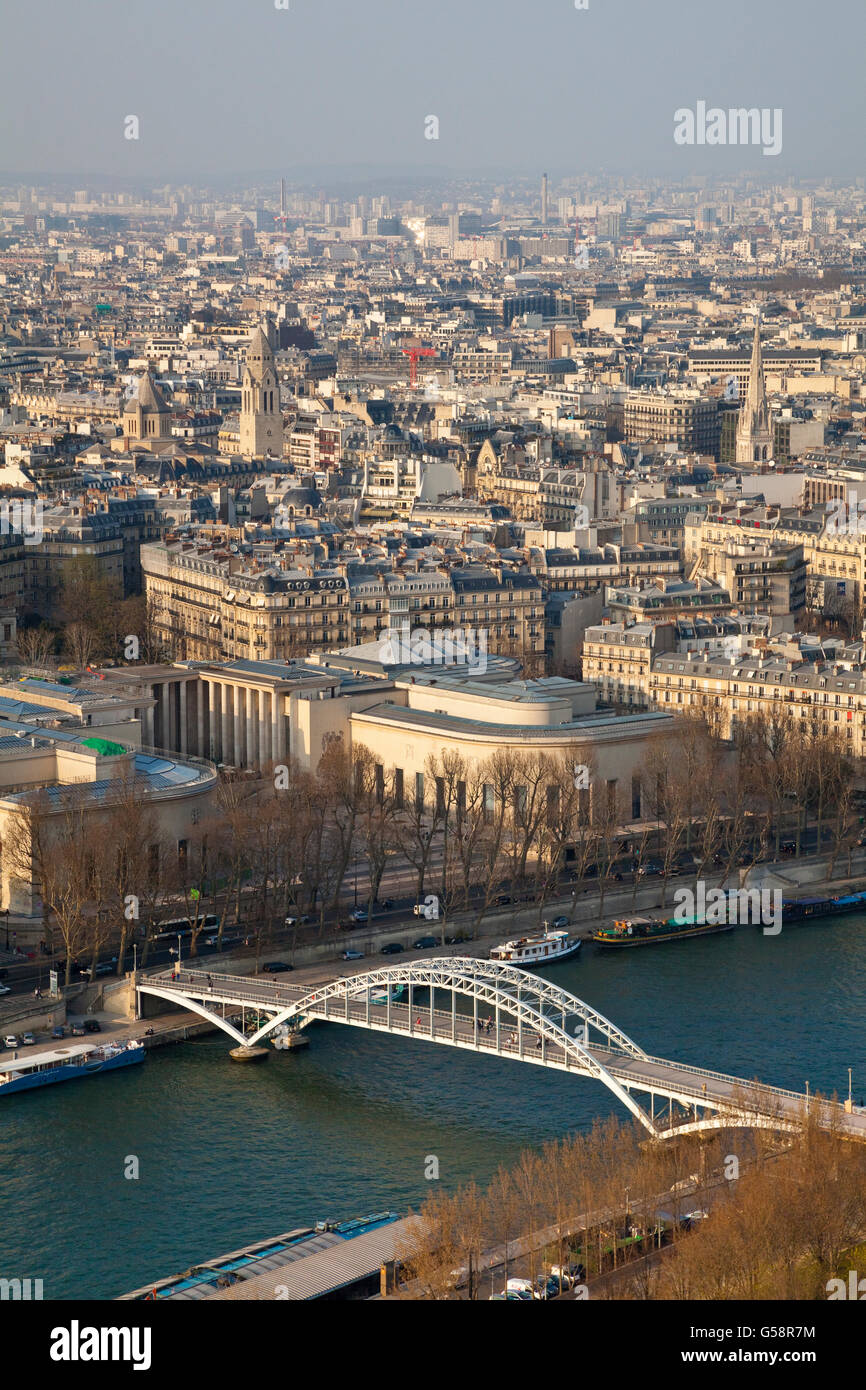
[79,960,117,979]
[380,942,404,955]
[0,982,10,995]
[535,1274,563,1300]
[350,907,369,923]
[342,949,365,961]
[636,860,664,877]
[780,840,797,855]
[4,1035,19,1049]
[376,899,394,911]
[21,1032,35,1046]
[261,961,293,974]
[413,936,438,950]
[284,915,298,927]
[52,1026,65,1040]
[550,915,570,930]
[83,1019,102,1034]
[70,1024,85,1036]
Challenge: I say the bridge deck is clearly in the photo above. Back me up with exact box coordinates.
[139,967,866,1140]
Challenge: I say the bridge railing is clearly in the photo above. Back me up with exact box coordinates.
[635,1053,836,1108]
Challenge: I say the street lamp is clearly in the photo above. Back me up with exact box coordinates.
[3,909,8,951]
[353,853,358,908]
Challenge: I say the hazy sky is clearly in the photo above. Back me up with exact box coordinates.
[1,0,864,181]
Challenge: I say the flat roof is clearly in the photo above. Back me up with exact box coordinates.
[1,1043,97,1072]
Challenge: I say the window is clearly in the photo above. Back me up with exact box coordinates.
[394,768,404,810]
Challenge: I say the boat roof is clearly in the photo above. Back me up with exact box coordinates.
[0,1043,98,1073]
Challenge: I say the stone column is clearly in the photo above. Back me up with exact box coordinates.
[196,681,205,758]
[259,689,271,766]
[179,681,188,754]
[233,685,242,768]
[221,682,231,766]
[272,689,284,765]
[208,681,218,762]
[246,686,256,768]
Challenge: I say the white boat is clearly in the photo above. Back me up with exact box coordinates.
[489,928,581,966]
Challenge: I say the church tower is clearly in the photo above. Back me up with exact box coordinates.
[239,322,282,458]
[735,315,773,463]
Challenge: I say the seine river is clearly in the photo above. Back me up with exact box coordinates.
[3,916,865,1299]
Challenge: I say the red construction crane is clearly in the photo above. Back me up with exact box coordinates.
[401,346,436,386]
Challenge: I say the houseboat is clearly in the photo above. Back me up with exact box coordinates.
[0,1040,145,1096]
[489,928,581,965]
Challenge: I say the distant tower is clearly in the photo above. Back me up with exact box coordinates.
[541,172,549,228]
[280,178,286,219]
[239,324,282,458]
[735,315,773,464]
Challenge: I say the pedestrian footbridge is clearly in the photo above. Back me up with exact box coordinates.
[137,958,865,1142]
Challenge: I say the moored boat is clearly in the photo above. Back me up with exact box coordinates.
[0,1040,145,1095]
[592,915,734,948]
[369,984,406,1005]
[489,928,581,965]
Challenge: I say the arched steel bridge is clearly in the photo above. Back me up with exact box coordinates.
[138,958,865,1142]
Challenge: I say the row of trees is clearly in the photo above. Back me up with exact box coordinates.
[8,703,864,980]
[15,556,167,671]
[396,1112,866,1300]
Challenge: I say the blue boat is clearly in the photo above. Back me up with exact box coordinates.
[0,1040,145,1095]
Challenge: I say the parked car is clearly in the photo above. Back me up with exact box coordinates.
[21,1032,35,1046]
[284,915,298,927]
[412,902,428,916]
[261,961,293,974]
[377,899,394,911]
[51,1025,66,1040]
[550,915,570,930]
[413,935,438,950]
[496,894,512,905]
[380,942,404,955]
[342,949,365,961]
[0,983,10,995]
[505,1277,540,1300]
[83,1019,102,1034]
[3,1035,19,1050]
[550,1261,585,1289]
[535,1274,562,1300]
[780,840,797,855]
[350,907,369,923]
[70,1024,85,1037]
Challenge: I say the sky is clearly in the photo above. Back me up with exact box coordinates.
[1,0,864,182]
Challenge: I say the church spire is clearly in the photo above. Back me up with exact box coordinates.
[735,311,773,464]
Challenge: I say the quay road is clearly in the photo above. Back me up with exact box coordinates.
[142,962,866,1143]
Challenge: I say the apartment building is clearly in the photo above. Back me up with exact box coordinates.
[141,540,350,662]
[648,652,866,755]
[624,392,720,456]
[581,621,677,707]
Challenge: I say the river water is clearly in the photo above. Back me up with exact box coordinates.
[2,916,865,1299]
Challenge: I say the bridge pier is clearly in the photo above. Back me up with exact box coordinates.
[229,1045,269,1063]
